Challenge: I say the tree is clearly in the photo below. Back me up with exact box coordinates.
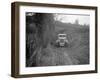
[26,13,55,66]
[75,19,79,25]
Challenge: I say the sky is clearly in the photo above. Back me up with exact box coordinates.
[54,14,90,25]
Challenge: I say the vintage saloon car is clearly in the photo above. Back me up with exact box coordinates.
[56,34,69,47]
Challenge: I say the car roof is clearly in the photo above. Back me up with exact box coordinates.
[58,34,66,35]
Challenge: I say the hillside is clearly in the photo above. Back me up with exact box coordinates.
[55,21,89,64]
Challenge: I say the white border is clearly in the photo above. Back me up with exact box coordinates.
[19,6,95,74]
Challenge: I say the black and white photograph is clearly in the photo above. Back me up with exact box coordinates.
[26,13,90,67]
[11,2,97,78]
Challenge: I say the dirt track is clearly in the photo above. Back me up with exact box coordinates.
[37,44,79,66]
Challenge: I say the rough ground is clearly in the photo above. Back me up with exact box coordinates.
[36,44,79,66]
